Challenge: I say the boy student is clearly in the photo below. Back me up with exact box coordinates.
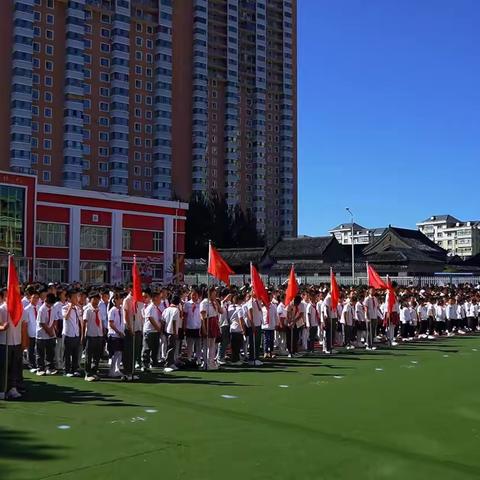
[286,295,304,358]
[122,285,144,381]
[24,291,40,372]
[364,288,378,350]
[322,289,338,354]
[107,293,125,378]
[246,292,264,366]
[218,289,232,365]
[262,290,278,359]
[83,292,105,381]
[306,291,319,354]
[142,290,162,372]
[62,290,82,377]
[163,295,181,373]
[158,287,170,362]
[343,294,357,350]
[229,294,246,364]
[184,288,202,362]
[54,288,67,372]
[35,293,57,376]
[0,291,24,400]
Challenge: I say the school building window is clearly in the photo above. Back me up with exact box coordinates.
[35,260,68,283]
[153,231,164,252]
[80,261,110,284]
[122,229,131,250]
[0,185,25,255]
[80,226,110,249]
[36,222,67,247]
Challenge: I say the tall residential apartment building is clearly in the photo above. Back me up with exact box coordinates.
[417,215,480,258]
[0,0,297,245]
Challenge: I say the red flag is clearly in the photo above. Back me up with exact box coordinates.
[367,263,388,290]
[386,277,397,314]
[208,243,235,285]
[285,265,298,306]
[330,268,340,311]
[7,256,23,327]
[132,256,143,307]
[250,264,269,307]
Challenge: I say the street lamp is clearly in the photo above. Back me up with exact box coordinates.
[346,207,355,285]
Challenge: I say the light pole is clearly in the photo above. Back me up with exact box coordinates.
[346,208,355,285]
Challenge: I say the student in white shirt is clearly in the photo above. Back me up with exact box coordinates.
[200,286,223,370]
[107,294,125,378]
[158,288,170,362]
[322,291,337,354]
[275,294,288,355]
[306,291,319,353]
[184,288,202,362]
[218,290,233,365]
[286,295,303,357]
[246,293,265,365]
[0,290,25,400]
[364,288,379,350]
[340,294,356,349]
[53,289,67,372]
[262,292,278,359]
[24,292,40,372]
[355,297,367,349]
[466,297,478,332]
[83,292,105,381]
[229,294,246,364]
[399,301,412,341]
[434,299,447,336]
[142,290,162,371]
[122,287,144,380]
[62,291,83,377]
[35,293,57,376]
[162,296,181,372]
[445,298,458,337]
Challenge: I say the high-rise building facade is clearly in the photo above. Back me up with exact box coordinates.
[0,0,297,245]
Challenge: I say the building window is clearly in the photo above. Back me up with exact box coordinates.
[153,231,164,252]
[35,260,67,283]
[80,226,109,249]
[43,171,51,182]
[122,230,131,250]
[0,185,25,255]
[80,261,110,284]
[36,222,67,247]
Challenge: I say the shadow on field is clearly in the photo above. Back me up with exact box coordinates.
[0,426,64,479]
[102,373,258,387]
[22,380,139,407]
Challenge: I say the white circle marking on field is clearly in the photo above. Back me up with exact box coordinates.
[221,395,238,399]
[145,409,158,413]
[57,425,71,430]
[278,384,289,388]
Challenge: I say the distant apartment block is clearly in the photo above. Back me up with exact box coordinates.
[417,215,480,257]
[329,223,385,245]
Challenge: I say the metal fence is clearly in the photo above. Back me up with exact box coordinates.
[183,274,480,287]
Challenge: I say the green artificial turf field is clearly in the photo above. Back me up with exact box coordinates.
[2,337,480,480]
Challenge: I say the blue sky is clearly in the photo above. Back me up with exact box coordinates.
[297,0,480,235]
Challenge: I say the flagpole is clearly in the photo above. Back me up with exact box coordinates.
[131,255,137,382]
[290,263,294,357]
[205,241,211,371]
[386,274,392,348]
[330,267,333,355]
[4,255,12,398]
[250,262,256,367]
